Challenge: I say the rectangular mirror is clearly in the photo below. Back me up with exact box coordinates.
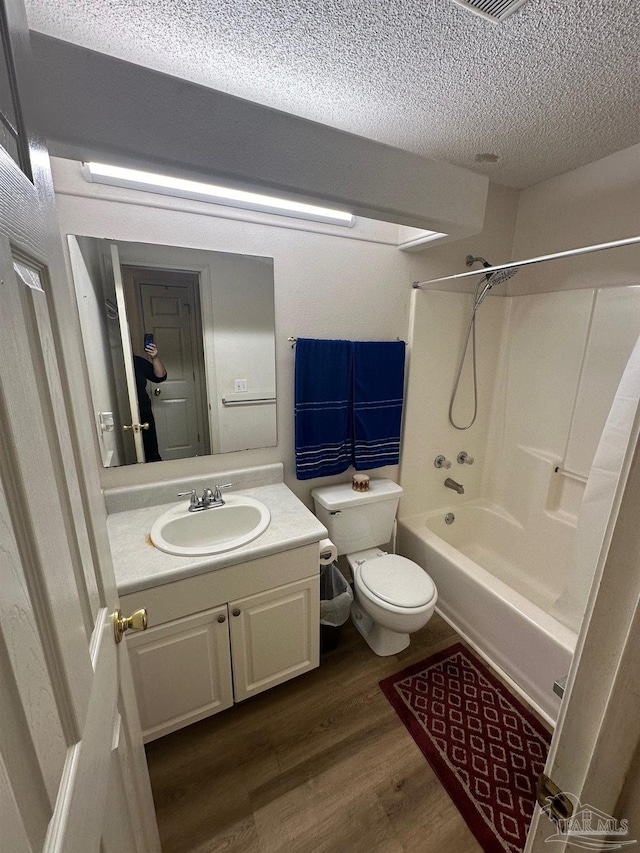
[68,236,276,467]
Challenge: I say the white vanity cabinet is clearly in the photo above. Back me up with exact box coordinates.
[229,578,317,702]
[120,543,320,742]
[127,606,234,741]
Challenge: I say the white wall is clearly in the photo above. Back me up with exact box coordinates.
[509,141,640,296]
[204,253,276,452]
[52,156,434,507]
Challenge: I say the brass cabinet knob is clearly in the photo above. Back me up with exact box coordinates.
[232,608,241,617]
[113,608,148,643]
[217,614,226,623]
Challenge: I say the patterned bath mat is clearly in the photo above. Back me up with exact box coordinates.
[379,643,551,853]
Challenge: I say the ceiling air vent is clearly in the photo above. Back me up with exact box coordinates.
[451,0,530,22]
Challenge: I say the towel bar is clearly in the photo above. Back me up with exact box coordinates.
[221,396,276,406]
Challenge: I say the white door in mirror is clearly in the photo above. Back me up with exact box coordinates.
[150,495,270,556]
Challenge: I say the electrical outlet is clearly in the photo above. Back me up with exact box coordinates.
[234,379,248,393]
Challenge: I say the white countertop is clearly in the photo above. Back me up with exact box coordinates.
[109,482,328,596]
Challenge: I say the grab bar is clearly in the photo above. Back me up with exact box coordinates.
[221,396,276,406]
[554,466,587,484]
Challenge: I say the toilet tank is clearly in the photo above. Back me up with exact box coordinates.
[311,479,403,555]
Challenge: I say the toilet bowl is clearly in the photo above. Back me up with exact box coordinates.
[347,548,437,656]
[311,478,439,657]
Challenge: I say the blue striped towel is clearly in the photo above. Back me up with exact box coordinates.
[352,341,405,470]
[295,338,353,480]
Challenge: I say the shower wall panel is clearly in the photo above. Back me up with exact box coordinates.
[564,287,640,478]
[401,285,640,598]
[483,289,593,521]
[399,289,506,518]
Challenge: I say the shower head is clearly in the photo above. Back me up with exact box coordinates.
[465,255,517,306]
[484,266,518,286]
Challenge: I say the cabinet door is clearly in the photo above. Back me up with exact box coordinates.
[128,606,233,741]
[229,576,320,702]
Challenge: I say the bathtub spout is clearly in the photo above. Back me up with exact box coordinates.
[444,478,465,495]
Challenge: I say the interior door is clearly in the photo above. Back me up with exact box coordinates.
[124,267,207,460]
[0,3,160,851]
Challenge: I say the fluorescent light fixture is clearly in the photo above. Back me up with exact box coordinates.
[82,162,355,227]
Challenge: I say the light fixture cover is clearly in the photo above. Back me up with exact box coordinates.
[82,162,355,227]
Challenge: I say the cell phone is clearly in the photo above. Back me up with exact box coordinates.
[144,333,154,350]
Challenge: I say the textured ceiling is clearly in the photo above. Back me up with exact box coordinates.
[25,0,640,188]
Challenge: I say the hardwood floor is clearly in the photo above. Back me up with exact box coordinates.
[145,615,485,853]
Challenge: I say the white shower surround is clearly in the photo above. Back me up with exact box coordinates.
[398,284,640,724]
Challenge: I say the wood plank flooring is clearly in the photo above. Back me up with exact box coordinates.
[145,615,486,853]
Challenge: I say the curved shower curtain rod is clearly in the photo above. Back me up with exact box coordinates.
[411,235,640,289]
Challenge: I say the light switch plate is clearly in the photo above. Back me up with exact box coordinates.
[234,379,248,392]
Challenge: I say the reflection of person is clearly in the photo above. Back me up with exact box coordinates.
[133,343,167,462]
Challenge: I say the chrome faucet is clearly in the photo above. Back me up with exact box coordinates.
[178,483,233,511]
[444,478,465,495]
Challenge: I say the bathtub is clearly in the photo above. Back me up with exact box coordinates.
[398,500,577,724]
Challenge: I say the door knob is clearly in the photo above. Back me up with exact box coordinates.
[113,608,148,643]
[122,423,150,432]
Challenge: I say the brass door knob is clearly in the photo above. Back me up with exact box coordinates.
[113,608,148,643]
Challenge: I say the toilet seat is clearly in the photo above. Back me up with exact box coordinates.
[359,554,436,609]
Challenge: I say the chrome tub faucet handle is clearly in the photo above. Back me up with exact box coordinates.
[434,455,452,469]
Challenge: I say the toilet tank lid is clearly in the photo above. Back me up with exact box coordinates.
[312,478,403,510]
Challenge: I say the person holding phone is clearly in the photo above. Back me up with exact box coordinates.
[133,335,167,462]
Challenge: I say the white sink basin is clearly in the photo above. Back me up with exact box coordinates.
[150,494,271,557]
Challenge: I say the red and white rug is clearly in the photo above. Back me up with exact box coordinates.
[379,643,551,853]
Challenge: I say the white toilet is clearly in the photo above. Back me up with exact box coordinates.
[312,478,438,656]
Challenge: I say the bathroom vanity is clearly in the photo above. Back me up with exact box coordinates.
[106,466,327,742]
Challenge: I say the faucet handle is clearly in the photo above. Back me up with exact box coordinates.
[434,455,452,469]
[178,489,200,510]
[457,451,474,465]
[213,483,233,501]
